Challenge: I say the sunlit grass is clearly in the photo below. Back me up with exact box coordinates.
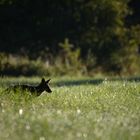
[0,77,140,140]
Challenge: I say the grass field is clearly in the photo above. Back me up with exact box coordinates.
[0,76,140,140]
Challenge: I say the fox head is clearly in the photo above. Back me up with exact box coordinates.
[39,78,52,93]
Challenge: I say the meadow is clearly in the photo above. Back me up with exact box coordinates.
[0,76,140,140]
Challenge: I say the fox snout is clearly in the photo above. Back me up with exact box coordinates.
[47,88,52,93]
[46,84,52,93]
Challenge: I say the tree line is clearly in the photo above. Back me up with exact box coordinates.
[0,0,140,75]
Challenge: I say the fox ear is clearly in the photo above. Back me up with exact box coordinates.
[41,78,45,83]
[46,79,51,83]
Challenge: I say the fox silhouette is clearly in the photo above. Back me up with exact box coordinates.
[6,78,52,96]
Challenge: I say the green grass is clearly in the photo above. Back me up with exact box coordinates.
[0,77,140,140]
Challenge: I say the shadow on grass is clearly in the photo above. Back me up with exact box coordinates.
[53,76,140,87]
[53,79,104,87]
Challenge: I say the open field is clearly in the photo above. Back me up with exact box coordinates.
[0,77,140,140]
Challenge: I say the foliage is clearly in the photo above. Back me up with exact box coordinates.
[0,77,140,140]
[0,0,140,75]
[109,26,140,75]
[57,38,82,75]
[0,53,45,76]
[0,50,84,76]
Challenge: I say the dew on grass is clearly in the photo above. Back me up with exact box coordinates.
[74,95,77,99]
[25,124,31,130]
[76,132,82,138]
[103,78,108,84]
[123,82,126,87]
[77,109,81,114]
[83,133,87,138]
[90,91,93,95]
[0,102,4,107]
[2,109,5,113]
[57,110,62,115]
[0,103,5,113]
[39,136,45,140]
[76,132,87,138]
[19,109,23,115]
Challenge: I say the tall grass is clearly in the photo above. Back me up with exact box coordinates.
[0,77,140,140]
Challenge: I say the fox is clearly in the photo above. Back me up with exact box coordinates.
[6,78,52,96]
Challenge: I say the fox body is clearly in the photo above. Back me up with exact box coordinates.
[7,78,52,96]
